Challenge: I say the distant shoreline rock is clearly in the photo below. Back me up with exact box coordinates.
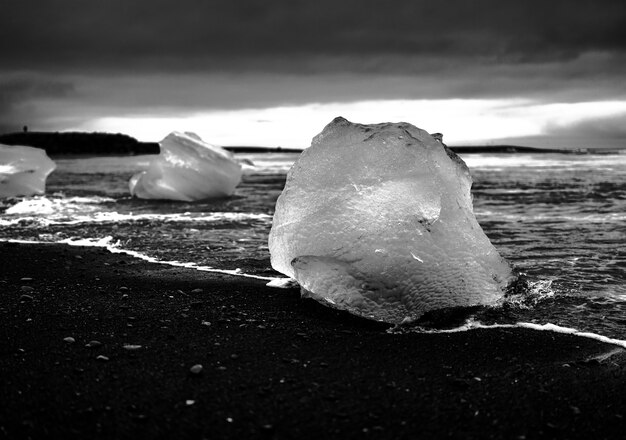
[0,131,159,156]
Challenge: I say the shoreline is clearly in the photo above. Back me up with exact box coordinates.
[3,128,626,157]
[1,241,625,438]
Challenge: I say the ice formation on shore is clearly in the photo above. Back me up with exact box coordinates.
[269,117,516,324]
[0,144,56,198]
[129,132,242,201]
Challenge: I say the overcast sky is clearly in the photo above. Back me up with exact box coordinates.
[1,0,625,147]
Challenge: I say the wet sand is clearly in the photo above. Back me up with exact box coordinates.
[1,241,625,439]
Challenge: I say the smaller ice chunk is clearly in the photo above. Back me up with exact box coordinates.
[0,144,56,198]
[129,132,242,201]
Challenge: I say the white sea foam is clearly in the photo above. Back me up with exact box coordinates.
[1,200,271,226]
[266,278,298,288]
[394,319,626,349]
[475,210,626,224]
[233,153,299,174]
[4,195,115,215]
[2,237,624,348]
[56,236,280,281]
[461,153,626,172]
[502,278,555,308]
[1,237,282,282]
[56,211,272,226]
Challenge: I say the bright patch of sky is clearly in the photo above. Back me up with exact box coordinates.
[83,99,626,149]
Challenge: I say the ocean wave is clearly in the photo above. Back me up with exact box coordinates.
[1,203,272,226]
[475,210,626,223]
[389,318,626,349]
[2,236,282,282]
[3,237,625,349]
[502,278,555,308]
[462,153,626,171]
[4,195,116,215]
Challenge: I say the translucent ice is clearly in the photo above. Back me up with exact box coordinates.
[0,144,56,198]
[129,132,242,201]
[269,117,516,324]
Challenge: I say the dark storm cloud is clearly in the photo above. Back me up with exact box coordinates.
[1,0,625,73]
[0,75,75,133]
[546,113,626,139]
[1,0,625,138]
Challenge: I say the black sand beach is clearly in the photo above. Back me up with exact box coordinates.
[1,241,625,439]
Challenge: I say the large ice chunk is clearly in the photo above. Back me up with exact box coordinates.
[0,144,56,198]
[269,117,515,324]
[129,132,242,201]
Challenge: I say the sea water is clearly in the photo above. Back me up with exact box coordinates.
[1,152,624,341]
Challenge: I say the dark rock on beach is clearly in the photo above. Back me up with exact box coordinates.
[0,241,625,439]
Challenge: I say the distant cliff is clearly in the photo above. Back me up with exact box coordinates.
[0,131,159,156]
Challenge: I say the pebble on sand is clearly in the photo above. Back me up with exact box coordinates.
[85,340,102,348]
[20,286,34,292]
[189,364,203,375]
